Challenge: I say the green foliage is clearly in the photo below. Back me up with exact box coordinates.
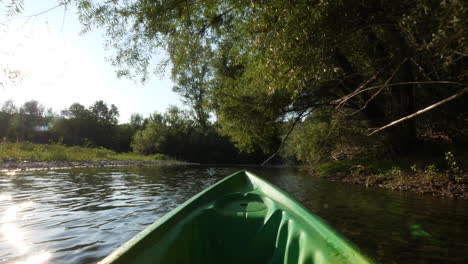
[445,151,463,182]
[283,113,334,164]
[0,99,263,164]
[315,161,355,176]
[0,141,172,162]
[5,1,465,166]
[424,164,438,179]
[73,0,467,161]
[51,100,121,149]
[131,106,266,163]
[387,167,403,177]
[385,167,404,184]
[171,45,212,128]
[130,113,144,130]
[0,100,138,153]
[0,0,24,17]
[131,122,163,155]
[284,109,383,164]
[149,153,173,161]
[445,152,462,174]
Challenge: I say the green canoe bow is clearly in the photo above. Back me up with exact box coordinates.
[98,171,373,264]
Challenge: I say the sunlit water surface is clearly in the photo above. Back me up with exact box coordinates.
[0,166,467,264]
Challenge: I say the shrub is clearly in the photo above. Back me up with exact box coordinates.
[424,164,438,179]
[445,152,463,183]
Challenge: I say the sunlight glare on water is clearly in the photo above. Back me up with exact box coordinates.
[0,194,12,201]
[1,199,49,262]
[1,224,29,252]
[12,251,51,264]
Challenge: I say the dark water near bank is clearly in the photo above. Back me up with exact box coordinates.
[0,166,467,264]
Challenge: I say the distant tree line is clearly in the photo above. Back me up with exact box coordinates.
[0,99,127,149]
[0,99,266,163]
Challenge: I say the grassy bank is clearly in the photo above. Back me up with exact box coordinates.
[312,152,467,198]
[0,142,174,162]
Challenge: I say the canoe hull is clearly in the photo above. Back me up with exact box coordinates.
[98,171,372,264]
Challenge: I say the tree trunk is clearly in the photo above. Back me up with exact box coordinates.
[389,78,417,153]
[386,28,417,154]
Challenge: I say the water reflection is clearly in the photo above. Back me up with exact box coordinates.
[1,198,50,263]
[0,194,12,201]
[2,224,29,252]
[0,166,467,264]
[13,251,50,264]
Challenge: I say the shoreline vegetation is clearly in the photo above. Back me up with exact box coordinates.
[311,155,467,199]
[0,142,190,171]
[1,142,466,200]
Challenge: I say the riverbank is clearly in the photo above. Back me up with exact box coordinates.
[312,156,468,199]
[0,142,192,171]
[0,142,176,161]
[320,172,468,199]
[0,159,192,171]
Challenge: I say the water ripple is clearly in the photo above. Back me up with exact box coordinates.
[0,166,467,264]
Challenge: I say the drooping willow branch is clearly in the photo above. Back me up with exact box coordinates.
[0,2,66,24]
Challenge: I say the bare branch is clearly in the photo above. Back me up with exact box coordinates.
[409,58,432,81]
[367,80,465,89]
[330,55,466,117]
[332,59,406,112]
[261,108,311,166]
[454,51,468,57]
[368,87,468,136]
[330,65,387,107]
[332,80,466,110]
[346,59,407,115]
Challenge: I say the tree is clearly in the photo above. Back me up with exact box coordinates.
[74,0,467,159]
[16,100,46,141]
[171,39,212,129]
[67,103,88,119]
[0,100,18,139]
[131,106,266,163]
[130,113,144,129]
[51,100,120,148]
[20,100,44,117]
[90,100,119,125]
[1,100,18,114]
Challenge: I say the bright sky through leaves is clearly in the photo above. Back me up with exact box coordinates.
[0,0,181,123]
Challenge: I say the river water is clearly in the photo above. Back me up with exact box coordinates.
[0,165,467,264]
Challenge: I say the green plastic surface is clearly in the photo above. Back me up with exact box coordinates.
[98,171,373,264]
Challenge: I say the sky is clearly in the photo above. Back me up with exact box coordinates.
[0,0,181,123]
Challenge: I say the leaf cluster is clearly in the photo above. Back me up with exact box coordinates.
[74,0,467,159]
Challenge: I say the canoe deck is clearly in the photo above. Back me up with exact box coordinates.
[99,171,372,264]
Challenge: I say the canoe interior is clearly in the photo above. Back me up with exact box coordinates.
[99,171,372,264]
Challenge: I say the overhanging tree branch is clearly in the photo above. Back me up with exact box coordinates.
[368,87,468,136]
[261,108,311,166]
[333,59,407,113]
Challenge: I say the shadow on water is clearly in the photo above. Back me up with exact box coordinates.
[0,165,467,263]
